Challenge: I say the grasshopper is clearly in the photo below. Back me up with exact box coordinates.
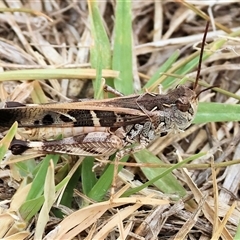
[1,85,197,158]
[1,23,209,167]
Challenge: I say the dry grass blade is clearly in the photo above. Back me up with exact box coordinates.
[181,167,233,239]
[173,196,206,240]
[45,196,169,239]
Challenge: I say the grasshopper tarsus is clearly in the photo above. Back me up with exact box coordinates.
[103,85,124,97]
[4,101,26,108]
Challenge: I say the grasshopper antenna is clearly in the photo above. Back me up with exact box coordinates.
[193,21,210,91]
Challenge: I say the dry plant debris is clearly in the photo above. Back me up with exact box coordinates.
[0,1,240,239]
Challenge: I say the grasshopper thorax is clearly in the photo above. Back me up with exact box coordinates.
[174,86,198,131]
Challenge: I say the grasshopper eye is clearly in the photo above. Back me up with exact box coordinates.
[175,99,190,112]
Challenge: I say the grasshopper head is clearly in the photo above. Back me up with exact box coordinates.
[173,86,198,131]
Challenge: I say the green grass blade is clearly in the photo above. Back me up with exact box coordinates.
[26,154,59,200]
[20,174,72,221]
[87,156,128,201]
[112,0,133,95]
[194,102,240,124]
[81,157,97,195]
[88,0,112,99]
[234,221,240,240]
[35,160,55,239]
[0,122,18,161]
[123,150,205,199]
[0,69,118,81]
[143,50,180,91]
[20,195,45,221]
[60,164,82,208]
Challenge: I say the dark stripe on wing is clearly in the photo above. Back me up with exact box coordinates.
[0,108,148,128]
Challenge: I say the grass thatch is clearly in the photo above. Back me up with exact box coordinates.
[0,1,240,239]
